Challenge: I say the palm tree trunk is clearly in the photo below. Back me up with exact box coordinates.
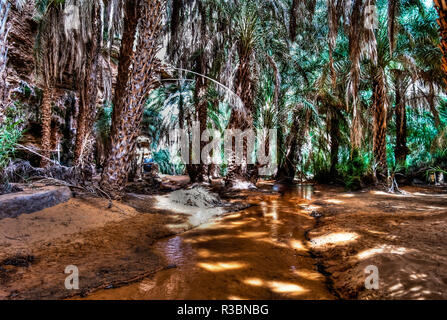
[40,84,54,167]
[289,0,299,42]
[225,43,255,187]
[0,0,9,126]
[372,72,388,181]
[329,108,340,179]
[435,1,447,88]
[394,76,408,165]
[276,105,309,183]
[100,0,163,196]
[189,50,209,183]
[74,3,101,166]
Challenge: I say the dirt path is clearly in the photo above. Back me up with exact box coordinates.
[84,185,335,300]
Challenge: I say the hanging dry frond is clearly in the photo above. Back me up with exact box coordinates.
[388,0,399,54]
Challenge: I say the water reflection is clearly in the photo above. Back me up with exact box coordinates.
[272,184,313,200]
[86,183,331,300]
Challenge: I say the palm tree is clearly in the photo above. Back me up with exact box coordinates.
[73,1,102,166]
[224,3,259,187]
[100,0,163,196]
[0,0,10,126]
[391,4,444,165]
[435,0,447,86]
[34,0,106,167]
[371,65,388,179]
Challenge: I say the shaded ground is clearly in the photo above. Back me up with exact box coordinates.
[0,179,243,299]
[306,185,447,299]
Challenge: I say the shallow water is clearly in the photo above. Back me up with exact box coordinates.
[85,185,335,300]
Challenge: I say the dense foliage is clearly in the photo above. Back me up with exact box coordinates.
[0,0,446,193]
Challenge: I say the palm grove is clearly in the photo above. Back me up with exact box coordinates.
[0,0,446,197]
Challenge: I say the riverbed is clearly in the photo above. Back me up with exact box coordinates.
[84,185,335,299]
[1,183,446,300]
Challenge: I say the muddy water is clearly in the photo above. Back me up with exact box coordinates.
[85,185,335,300]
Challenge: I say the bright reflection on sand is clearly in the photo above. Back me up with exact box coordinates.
[342,193,355,198]
[268,281,308,295]
[357,245,410,259]
[243,278,308,296]
[236,231,268,239]
[292,269,324,281]
[244,278,264,286]
[139,280,156,293]
[197,261,247,272]
[197,249,240,259]
[325,199,344,204]
[289,239,306,251]
[183,234,232,243]
[371,191,407,197]
[310,232,359,247]
[228,295,248,300]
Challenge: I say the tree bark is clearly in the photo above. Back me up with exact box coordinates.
[276,105,309,183]
[40,84,54,167]
[372,72,388,181]
[434,1,447,89]
[188,49,209,183]
[225,39,256,187]
[289,0,299,42]
[74,3,101,166]
[0,0,9,126]
[100,0,163,196]
[394,75,408,165]
[329,108,340,179]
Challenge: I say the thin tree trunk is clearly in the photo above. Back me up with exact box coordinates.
[394,76,408,165]
[0,0,9,126]
[289,0,299,42]
[74,3,101,166]
[428,82,442,128]
[189,49,209,183]
[329,108,340,179]
[225,42,255,187]
[100,0,163,196]
[276,105,308,183]
[40,84,54,167]
[435,1,447,88]
[372,72,388,181]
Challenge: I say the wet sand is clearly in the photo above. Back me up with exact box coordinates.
[84,185,335,300]
[86,184,447,300]
[2,182,447,300]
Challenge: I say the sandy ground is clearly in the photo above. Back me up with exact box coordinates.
[85,184,447,300]
[1,180,446,300]
[0,182,242,299]
[306,185,447,299]
[83,185,334,300]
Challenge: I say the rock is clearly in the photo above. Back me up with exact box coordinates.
[170,187,222,208]
[0,186,72,220]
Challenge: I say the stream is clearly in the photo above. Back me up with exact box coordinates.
[85,185,335,300]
